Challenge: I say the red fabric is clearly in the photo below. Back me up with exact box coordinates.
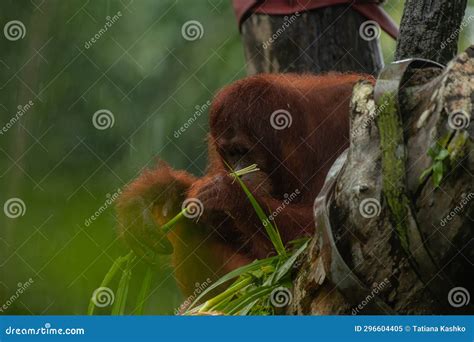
[232,0,398,39]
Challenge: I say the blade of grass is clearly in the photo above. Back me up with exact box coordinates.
[238,297,274,316]
[87,251,133,315]
[237,300,260,316]
[273,240,309,283]
[241,191,285,255]
[199,276,253,312]
[222,242,308,315]
[224,160,286,256]
[111,254,135,315]
[231,164,260,178]
[208,295,232,312]
[264,259,283,286]
[160,208,187,234]
[225,285,277,315]
[186,256,280,311]
[135,266,153,315]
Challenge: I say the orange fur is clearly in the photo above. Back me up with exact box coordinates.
[117,73,371,296]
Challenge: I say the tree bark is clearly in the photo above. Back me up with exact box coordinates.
[241,5,384,75]
[238,2,473,315]
[394,0,468,64]
[290,47,473,314]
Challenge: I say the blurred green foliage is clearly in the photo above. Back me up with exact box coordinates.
[0,0,472,315]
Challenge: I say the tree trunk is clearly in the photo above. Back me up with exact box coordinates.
[394,0,467,64]
[241,5,384,75]
[290,47,473,314]
[238,2,473,314]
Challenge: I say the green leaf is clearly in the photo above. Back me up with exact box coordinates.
[208,296,233,312]
[87,251,133,315]
[432,161,444,187]
[223,160,286,256]
[185,256,280,312]
[423,141,450,187]
[199,276,253,312]
[435,148,449,161]
[427,146,438,159]
[288,237,309,249]
[238,299,273,316]
[419,166,433,183]
[183,160,311,316]
[135,266,153,315]
[428,142,445,159]
[238,300,262,315]
[273,240,309,283]
[225,285,277,315]
[111,254,135,315]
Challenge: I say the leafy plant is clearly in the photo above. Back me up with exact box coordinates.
[419,142,450,187]
[184,240,308,315]
[90,163,309,315]
[135,266,153,315]
[225,161,286,257]
[88,251,155,316]
[182,162,306,315]
[111,254,134,315]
